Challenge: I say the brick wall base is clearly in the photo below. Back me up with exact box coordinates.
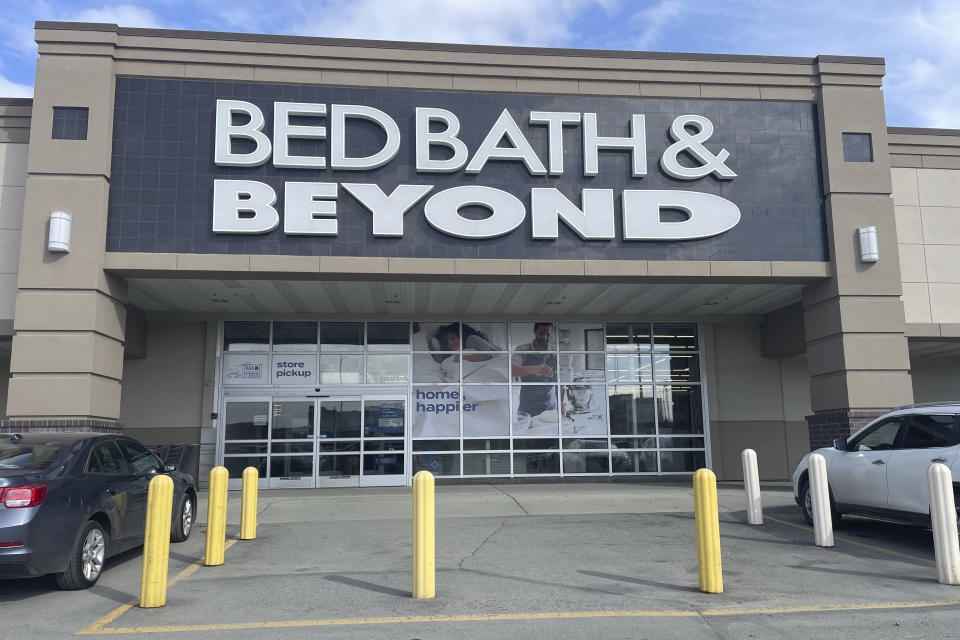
[0,418,125,434]
[805,410,885,450]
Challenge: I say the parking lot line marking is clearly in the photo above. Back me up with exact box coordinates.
[763,515,936,566]
[73,599,960,634]
[76,538,240,636]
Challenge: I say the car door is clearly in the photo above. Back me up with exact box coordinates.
[86,440,140,542]
[828,417,904,510]
[885,414,960,517]
[115,438,163,541]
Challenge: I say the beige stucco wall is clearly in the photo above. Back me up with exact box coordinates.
[119,321,206,477]
[910,355,960,403]
[0,142,27,331]
[893,167,960,324]
[705,322,811,480]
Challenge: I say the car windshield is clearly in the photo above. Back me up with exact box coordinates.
[0,442,69,469]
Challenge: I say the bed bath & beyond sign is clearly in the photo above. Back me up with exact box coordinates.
[212,100,741,242]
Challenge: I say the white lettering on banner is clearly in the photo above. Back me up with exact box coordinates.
[212,180,280,234]
[622,190,741,240]
[211,101,745,241]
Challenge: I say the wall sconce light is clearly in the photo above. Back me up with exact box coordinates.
[857,225,878,263]
[48,210,72,253]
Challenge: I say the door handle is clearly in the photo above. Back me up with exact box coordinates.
[872,459,886,465]
[931,457,948,463]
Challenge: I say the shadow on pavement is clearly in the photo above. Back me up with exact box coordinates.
[578,569,700,593]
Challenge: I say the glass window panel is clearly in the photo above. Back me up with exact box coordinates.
[612,451,658,473]
[653,323,698,352]
[364,399,405,437]
[557,323,604,351]
[318,442,360,452]
[608,386,656,435]
[270,455,312,479]
[463,439,510,450]
[611,437,657,449]
[463,385,510,437]
[512,350,558,383]
[367,322,410,351]
[514,452,559,474]
[461,323,508,351]
[271,442,313,454]
[319,354,364,384]
[271,401,313,440]
[272,322,318,352]
[605,323,651,352]
[224,402,269,440]
[659,437,705,449]
[653,354,700,383]
[412,321,458,352]
[659,450,706,472]
[512,386,560,436]
[224,442,267,454]
[413,353,459,383]
[462,353,510,384]
[510,322,557,352]
[606,354,653,383]
[320,322,363,352]
[413,454,460,476]
[222,353,270,385]
[412,386,460,437]
[513,438,559,450]
[463,453,510,475]
[559,353,606,383]
[363,453,404,475]
[412,440,461,452]
[561,384,607,436]
[317,455,360,477]
[223,456,267,477]
[363,440,404,452]
[563,438,609,449]
[317,401,361,439]
[223,321,270,351]
[366,354,409,384]
[563,452,610,474]
[656,386,704,434]
[899,415,957,449]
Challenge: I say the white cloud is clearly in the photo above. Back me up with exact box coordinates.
[630,0,684,51]
[0,73,32,98]
[293,0,614,47]
[65,4,164,29]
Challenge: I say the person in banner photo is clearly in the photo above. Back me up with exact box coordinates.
[512,323,564,431]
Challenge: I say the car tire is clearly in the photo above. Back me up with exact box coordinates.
[55,520,107,590]
[171,492,194,543]
[799,478,841,528]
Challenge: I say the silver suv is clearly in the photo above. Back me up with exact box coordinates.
[791,403,960,527]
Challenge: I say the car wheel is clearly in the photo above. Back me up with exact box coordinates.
[55,520,107,590]
[171,492,194,543]
[799,478,841,528]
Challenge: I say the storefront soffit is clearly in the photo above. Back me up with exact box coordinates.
[126,278,803,317]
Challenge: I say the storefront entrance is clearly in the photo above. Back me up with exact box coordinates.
[220,389,408,488]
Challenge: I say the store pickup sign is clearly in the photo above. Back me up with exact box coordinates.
[211,100,741,242]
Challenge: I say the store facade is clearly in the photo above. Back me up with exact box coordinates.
[2,22,957,486]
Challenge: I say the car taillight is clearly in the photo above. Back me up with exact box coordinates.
[0,484,48,508]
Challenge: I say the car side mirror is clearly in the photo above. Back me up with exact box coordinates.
[833,437,849,451]
[164,463,177,472]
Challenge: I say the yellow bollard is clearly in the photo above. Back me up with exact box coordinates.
[204,466,229,566]
[412,470,435,599]
[694,467,723,594]
[240,466,258,540]
[140,474,174,608]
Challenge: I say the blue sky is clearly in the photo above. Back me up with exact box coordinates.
[0,0,957,128]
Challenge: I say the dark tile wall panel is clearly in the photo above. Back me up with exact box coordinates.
[107,77,827,261]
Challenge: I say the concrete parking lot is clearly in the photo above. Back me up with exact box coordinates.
[1,481,957,639]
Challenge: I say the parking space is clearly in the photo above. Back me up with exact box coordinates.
[1,482,958,639]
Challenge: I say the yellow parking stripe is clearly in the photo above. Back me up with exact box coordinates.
[75,600,960,634]
[763,515,937,565]
[77,538,239,635]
